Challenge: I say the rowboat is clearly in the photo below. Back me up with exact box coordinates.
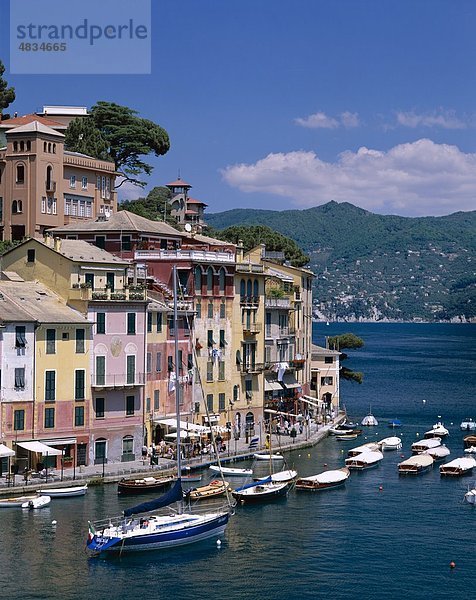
[117,475,174,496]
[185,480,230,501]
[378,437,402,451]
[345,450,384,470]
[295,467,350,491]
[22,495,51,509]
[0,495,39,508]
[439,457,476,477]
[253,453,284,461]
[411,438,441,454]
[336,433,359,441]
[398,454,434,475]
[209,465,253,477]
[37,484,88,498]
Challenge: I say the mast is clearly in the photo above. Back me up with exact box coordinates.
[173,266,182,482]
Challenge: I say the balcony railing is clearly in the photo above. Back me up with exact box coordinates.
[240,296,260,306]
[238,362,266,374]
[45,180,56,192]
[265,297,291,309]
[135,249,235,264]
[89,287,146,301]
[91,373,146,388]
[289,358,306,370]
[242,322,262,334]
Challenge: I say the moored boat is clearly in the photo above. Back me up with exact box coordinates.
[0,495,40,508]
[388,419,402,428]
[361,413,378,426]
[232,478,290,504]
[186,480,230,501]
[295,467,350,491]
[117,475,175,496]
[37,484,88,498]
[422,445,451,461]
[411,438,441,454]
[398,454,434,475]
[209,465,253,477]
[22,495,51,509]
[345,450,384,470]
[253,453,284,461]
[378,437,402,451]
[439,457,476,477]
[460,418,476,431]
[423,422,449,439]
[463,435,476,449]
[347,442,380,457]
[464,488,476,504]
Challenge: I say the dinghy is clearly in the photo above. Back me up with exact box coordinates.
[295,467,350,491]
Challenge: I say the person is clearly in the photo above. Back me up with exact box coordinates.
[284,420,290,435]
[265,434,270,450]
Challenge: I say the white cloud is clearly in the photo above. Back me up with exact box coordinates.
[222,139,476,216]
[396,110,467,130]
[117,179,144,202]
[295,110,360,129]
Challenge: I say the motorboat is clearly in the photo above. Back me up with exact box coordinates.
[388,419,402,428]
[460,418,476,431]
[295,467,350,491]
[398,454,434,475]
[253,453,284,461]
[37,484,88,498]
[439,457,476,477]
[329,422,358,435]
[0,495,40,508]
[378,437,402,451]
[463,435,476,449]
[209,465,253,477]
[232,478,290,504]
[345,450,384,470]
[411,438,441,454]
[185,480,230,501]
[423,422,449,439]
[422,445,451,461]
[464,488,476,504]
[117,475,175,496]
[347,442,380,457]
[22,495,51,509]
[361,412,379,426]
[336,433,359,441]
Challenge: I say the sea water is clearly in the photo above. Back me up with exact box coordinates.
[0,323,474,600]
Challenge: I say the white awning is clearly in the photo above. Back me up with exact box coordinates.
[156,419,208,431]
[282,373,301,388]
[300,395,324,408]
[16,441,64,456]
[0,443,15,457]
[265,378,283,391]
[39,437,77,446]
[264,408,298,418]
[164,430,201,439]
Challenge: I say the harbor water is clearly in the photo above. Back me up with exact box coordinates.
[0,323,475,600]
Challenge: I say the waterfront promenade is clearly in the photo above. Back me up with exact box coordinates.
[0,418,339,496]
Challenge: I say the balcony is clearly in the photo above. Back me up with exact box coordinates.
[135,248,235,264]
[240,295,260,306]
[90,287,146,301]
[45,180,56,193]
[242,322,262,335]
[238,362,266,374]
[91,373,146,388]
[289,358,306,370]
[265,297,291,309]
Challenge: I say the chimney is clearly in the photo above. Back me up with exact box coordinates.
[54,237,61,252]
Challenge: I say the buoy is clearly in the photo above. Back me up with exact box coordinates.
[51,520,57,525]
[416,432,420,437]
[400,454,405,458]
[379,486,383,491]
[307,454,311,458]
[449,561,456,569]
[324,463,328,467]
[216,539,222,548]
[422,399,426,404]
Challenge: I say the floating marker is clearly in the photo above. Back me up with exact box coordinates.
[416,432,420,437]
[307,454,311,458]
[51,520,57,526]
[216,539,222,547]
[379,486,383,491]
[449,561,456,569]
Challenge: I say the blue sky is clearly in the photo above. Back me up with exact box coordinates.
[1,0,475,216]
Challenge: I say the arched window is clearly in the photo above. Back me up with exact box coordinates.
[43,142,47,152]
[26,141,31,152]
[16,164,25,184]
[48,143,51,153]
[13,141,18,152]
[46,166,53,191]
[52,143,56,154]
[207,267,213,293]
[253,279,259,299]
[20,141,24,152]
[219,268,226,293]
[240,279,246,299]
[247,279,252,298]
[12,200,18,214]
[194,266,202,293]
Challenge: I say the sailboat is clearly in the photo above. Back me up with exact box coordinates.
[86,267,231,555]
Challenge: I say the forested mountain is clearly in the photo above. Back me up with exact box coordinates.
[206,202,475,322]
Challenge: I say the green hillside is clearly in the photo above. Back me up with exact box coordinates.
[206,202,476,322]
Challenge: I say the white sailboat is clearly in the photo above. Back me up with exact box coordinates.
[86,267,231,555]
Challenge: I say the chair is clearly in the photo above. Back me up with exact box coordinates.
[248,436,259,451]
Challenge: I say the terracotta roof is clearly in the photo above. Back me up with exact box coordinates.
[187,197,208,206]
[166,178,192,188]
[50,238,130,264]
[0,114,66,129]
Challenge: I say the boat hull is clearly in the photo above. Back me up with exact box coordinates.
[118,477,174,496]
[0,495,38,508]
[38,485,88,497]
[232,482,290,504]
[398,464,432,475]
[295,479,347,491]
[464,489,476,504]
[209,465,252,477]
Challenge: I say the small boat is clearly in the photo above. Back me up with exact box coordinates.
[464,488,476,504]
[180,473,203,483]
[209,465,253,477]
[439,457,476,477]
[22,495,51,509]
[424,422,449,439]
[295,467,350,491]
[378,437,402,451]
[329,422,358,435]
[398,454,434,475]
[345,450,384,470]
[464,446,476,454]
[232,478,290,504]
[422,445,451,461]
[361,411,378,426]
[186,480,230,501]
[347,442,380,457]
[460,418,476,431]
[118,475,175,496]
[0,495,39,508]
[269,469,298,483]
[411,438,441,454]
[336,433,359,441]
[463,435,476,449]
[388,419,402,428]
[37,484,88,498]
[253,453,284,461]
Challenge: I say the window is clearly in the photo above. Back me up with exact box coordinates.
[75,370,85,400]
[41,197,46,214]
[85,273,94,290]
[20,141,25,152]
[13,409,25,431]
[194,266,202,293]
[218,361,225,381]
[14,367,25,389]
[147,312,152,332]
[253,279,259,298]
[146,397,151,413]
[207,267,213,293]
[324,356,333,364]
[154,389,160,411]
[240,279,246,299]
[81,176,88,190]
[321,376,333,386]
[14,141,18,152]
[146,352,152,373]
[126,395,135,416]
[121,235,131,251]
[187,354,193,370]
[62,332,69,341]
[45,370,55,401]
[195,301,201,319]
[95,397,105,418]
[219,329,226,349]
[26,140,31,151]
[206,361,213,382]
[95,236,105,250]
[97,312,106,334]
[46,328,56,354]
[219,268,226,293]
[126,356,136,385]
[122,436,134,456]
[207,330,214,348]
[26,248,35,263]
[70,175,76,188]
[233,385,239,403]
[220,301,226,319]
[219,393,225,411]
[156,312,162,332]
[156,352,162,372]
[75,406,85,427]
[207,302,213,318]
[245,379,252,399]
[12,200,22,213]
[168,356,174,372]
[127,313,136,335]
[44,407,55,428]
[106,272,115,292]
[15,326,27,348]
[16,164,25,184]
[206,394,214,412]
[96,356,105,385]
[75,328,85,353]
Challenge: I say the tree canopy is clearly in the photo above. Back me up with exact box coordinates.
[65,101,170,188]
[327,333,364,384]
[208,224,310,267]
[0,60,15,118]
[119,186,178,226]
